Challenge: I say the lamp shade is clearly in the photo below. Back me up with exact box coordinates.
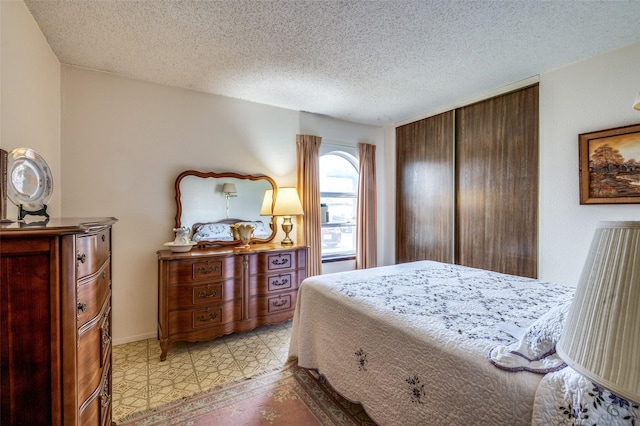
[272,187,304,216]
[557,221,640,404]
[222,183,237,194]
[634,89,640,111]
[260,189,274,215]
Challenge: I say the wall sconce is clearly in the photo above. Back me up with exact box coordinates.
[259,189,275,231]
[557,221,640,404]
[222,183,237,218]
[272,187,304,245]
[634,89,640,111]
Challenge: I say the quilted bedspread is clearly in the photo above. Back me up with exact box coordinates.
[532,367,640,425]
[288,261,574,425]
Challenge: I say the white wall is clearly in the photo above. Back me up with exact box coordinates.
[1,0,61,217]
[60,66,384,344]
[538,41,640,286]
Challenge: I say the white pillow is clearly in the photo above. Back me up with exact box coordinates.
[488,299,572,373]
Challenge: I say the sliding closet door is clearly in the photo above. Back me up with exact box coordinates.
[455,85,538,278]
[396,111,454,263]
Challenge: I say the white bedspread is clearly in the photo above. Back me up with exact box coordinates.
[532,367,640,425]
[288,261,574,425]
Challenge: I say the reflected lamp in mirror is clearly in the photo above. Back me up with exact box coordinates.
[557,221,640,404]
[260,189,274,231]
[222,183,237,218]
[272,187,304,245]
[634,89,640,111]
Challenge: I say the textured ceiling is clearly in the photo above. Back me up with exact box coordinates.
[24,0,640,126]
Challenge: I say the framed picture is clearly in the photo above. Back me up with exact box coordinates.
[579,123,640,204]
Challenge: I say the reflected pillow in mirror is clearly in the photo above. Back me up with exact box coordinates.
[237,221,270,239]
[191,223,233,242]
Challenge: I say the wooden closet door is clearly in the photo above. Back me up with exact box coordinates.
[396,111,454,263]
[455,85,538,278]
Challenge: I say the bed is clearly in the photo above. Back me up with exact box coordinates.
[288,261,639,425]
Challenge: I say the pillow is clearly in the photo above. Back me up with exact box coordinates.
[191,223,233,242]
[234,221,271,238]
[488,299,572,373]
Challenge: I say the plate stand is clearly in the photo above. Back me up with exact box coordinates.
[18,204,50,221]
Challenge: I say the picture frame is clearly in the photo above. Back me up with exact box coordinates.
[579,123,640,204]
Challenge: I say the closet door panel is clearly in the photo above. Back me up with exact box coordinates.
[455,85,538,278]
[396,111,454,263]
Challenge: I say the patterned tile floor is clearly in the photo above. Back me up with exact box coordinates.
[111,321,292,423]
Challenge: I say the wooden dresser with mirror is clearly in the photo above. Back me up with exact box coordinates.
[157,171,308,361]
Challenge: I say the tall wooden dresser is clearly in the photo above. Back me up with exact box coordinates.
[157,243,307,361]
[0,217,117,425]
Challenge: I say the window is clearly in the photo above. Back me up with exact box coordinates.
[319,150,358,261]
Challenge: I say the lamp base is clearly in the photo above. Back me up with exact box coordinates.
[280,216,295,245]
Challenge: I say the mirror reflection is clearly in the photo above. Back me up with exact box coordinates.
[175,171,276,246]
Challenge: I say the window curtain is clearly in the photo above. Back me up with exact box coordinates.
[296,134,322,277]
[356,142,377,269]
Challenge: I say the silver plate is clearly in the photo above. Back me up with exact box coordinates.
[6,148,53,211]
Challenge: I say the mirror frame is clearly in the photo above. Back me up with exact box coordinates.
[174,170,277,246]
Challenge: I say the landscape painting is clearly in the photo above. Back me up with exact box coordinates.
[579,123,640,204]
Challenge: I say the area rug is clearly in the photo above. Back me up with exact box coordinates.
[117,362,377,425]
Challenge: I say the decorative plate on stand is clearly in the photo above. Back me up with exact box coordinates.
[6,148,53,212]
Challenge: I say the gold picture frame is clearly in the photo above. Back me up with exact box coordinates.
[579,123,640,204]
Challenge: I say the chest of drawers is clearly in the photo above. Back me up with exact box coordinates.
[0,217,116,426]
[157,244,307,361]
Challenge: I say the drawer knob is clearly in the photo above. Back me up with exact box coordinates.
[77,302,87,313]
[77,253,86,264]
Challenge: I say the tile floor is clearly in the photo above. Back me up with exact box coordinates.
[111,321,292,423]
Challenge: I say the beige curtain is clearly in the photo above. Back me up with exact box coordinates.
[296,134,322,277]
[356,143,377,269]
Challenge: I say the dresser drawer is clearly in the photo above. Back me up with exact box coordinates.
[168,300,242,333]
[167,256,238,283]
[76,229,111,279]
[77,260,111,327]
[250,251,298,274]
[78,362,112,426]
[167,278,241,309]
[249,270,303,296]
[78,298,111,407]
[251,291,297,316]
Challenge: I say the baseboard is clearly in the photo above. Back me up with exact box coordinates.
[113,331,157,346]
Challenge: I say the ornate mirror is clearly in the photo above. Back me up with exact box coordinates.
[175,170,277,246]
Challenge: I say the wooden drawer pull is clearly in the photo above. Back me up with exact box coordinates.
[272,299,288,308]
[100,380,111,409]
[271,258,289,266]
[197,289,218,299]
[197,312,218,323]
[271,277,289,287]
[196,265,219,275]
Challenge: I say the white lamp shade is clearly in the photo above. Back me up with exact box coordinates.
[634,90,640,111]
[272,187,304,216]
[222,183,237,194]
[557,221,640,404]
[260,189,274,215]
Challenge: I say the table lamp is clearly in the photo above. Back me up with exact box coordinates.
[272,187,304,245]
